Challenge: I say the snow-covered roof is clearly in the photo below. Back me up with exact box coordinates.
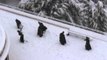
[0,5,107,60]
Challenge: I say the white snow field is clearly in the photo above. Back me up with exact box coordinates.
[0,25,5,54]
[0,7,107,60]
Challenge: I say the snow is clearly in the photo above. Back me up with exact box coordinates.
[97,1,103,8]
[19,0,29,3]
[0,24,5,54]
[0,9,107,60]
[89,0,96,17]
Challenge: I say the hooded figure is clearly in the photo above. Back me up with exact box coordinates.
[59,31,66,45]
[15,19,23,31]
[37,22,47,37]
[85,37,92,50]
[15,19,21,29]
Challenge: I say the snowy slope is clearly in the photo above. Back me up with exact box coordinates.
[0,9,107,60]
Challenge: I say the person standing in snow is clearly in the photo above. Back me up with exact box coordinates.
[15,19,23,31]
[17,28,24,43]
[15,19,21,29]
[85,37,92,51]
[59,31,66,45]
[37,22,47,37]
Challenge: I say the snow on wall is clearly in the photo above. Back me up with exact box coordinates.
[19,0,29,3]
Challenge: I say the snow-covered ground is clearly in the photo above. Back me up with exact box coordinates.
[0,9,107,60]
[0,25,6,55]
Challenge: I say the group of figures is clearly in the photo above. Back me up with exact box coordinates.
[15,19,92,51]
